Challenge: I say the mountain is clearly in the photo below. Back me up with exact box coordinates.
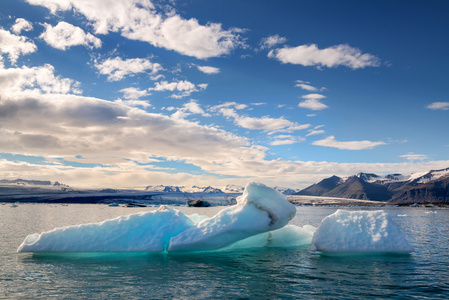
[144,185,224,193]
[273,186,300,195]
[296,167,449,203]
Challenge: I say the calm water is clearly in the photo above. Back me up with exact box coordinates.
[1,204,448,299]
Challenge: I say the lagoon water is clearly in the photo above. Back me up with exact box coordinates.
[1,204,448,299]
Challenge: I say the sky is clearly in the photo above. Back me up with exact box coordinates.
[0,0,448,189]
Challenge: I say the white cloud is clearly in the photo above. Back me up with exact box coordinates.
[149,80,206,98]
[271,135,304,146]
[197,65,220,74]
[426,102,449,110]
[40,21,102,50]
[298,93,328,110]
[94,57,162,81]
[27,0,244,59]
[0,28,37,64]
[312,136,386,150]
[260,34,287,50]
[400,153,429,161]
[215,107,310,133]
[269,43,380,69]
[306,130,325,137]
[114,99,151,108]
[295,81,318,92]
[0,63,81,96]
[171,99,210,120]
[11,18,33,34]
[119,87,149,99]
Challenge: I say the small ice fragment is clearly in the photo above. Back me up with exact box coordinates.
[310,210,413,254]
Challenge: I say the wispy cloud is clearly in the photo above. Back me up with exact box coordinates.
[400,153,429,161]
[298,93,328,110]
[269,43,380,69]
[313,136,386,150]
[40,21,101,50]
[94,57,162,82]
[197,65,220,74]
[259,34,287,50]
[426,102,449,110]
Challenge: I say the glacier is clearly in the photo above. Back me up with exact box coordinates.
[17,182,412,255]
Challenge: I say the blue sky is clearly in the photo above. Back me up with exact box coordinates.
[0,0,448,189]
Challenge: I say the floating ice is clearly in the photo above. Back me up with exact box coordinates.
[310,210,413,254]
[18,182,296,253]
[168,182,297,252]
[17,206,192,252]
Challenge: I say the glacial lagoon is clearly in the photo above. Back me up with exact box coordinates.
[1,202,449,299]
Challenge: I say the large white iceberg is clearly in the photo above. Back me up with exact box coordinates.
[310,210,413,254]
[168,182,297,251]
[18,182,297,253]
[17,206,192,252]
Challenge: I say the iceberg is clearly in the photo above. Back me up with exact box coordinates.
[17,206,192,252]
[168,182,297,251]
[310,210,413,254]
[18,182,296,253]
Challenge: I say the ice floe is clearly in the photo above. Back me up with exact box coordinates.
[310,210,414,254]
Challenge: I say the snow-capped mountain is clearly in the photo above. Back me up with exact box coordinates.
[298,167,449,203]
[145,185,224,193]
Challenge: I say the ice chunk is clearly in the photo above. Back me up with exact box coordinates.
[222,225,316,250]
[168,182,296,252]
[17,206,192,252]
[310,210,413,254]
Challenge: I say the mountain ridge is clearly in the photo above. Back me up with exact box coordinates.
[297,167,449,203]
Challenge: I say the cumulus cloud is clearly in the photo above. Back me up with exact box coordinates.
[26,0,244,59]
[312,136,386,150]
[0,28,37,64]
[259,34,287,50]
[94,57,162,81]
[149,80,207,98]
[0,63,81,96]
[295,80,318,92]
[170,99,211,120]
[119,87,149,100]
[11,18,33,34]
[298,93,328,110]
[269,43,380,69]
[197,65,220,74]
[40,21,102,50]
[426,102,449,110]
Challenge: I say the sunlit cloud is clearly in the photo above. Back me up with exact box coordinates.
[269,43,380,69]
[94,57,162,82]
[426,102,449,110]
[197,65,220,74]
[0,28,37,64]
[27,0,245,59]
[149,80,207,98]
[11,18,33,34]
[312,136,386,150]
[40,21,101,50]
[400,153,429,161]
[259,34,287,50]
[298,93,328,110]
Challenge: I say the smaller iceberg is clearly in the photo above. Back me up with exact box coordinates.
[310,210,413,254]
